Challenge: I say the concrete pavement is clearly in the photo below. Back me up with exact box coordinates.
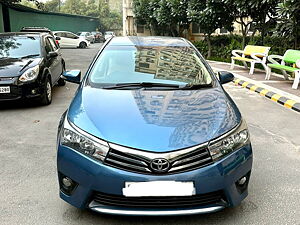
[0,43,299,225]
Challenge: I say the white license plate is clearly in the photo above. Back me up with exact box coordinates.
[0,86,10,94]
[122,181,195,197]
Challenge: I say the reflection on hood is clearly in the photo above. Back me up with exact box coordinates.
[68,87,241,152]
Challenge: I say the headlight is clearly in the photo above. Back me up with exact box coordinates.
[208,119,250,161]
[19,65,39,82]
[60,118,109,162]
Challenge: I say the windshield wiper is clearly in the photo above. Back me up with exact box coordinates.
[21,54,40,59]
[102,82,183,89]
[181,83,213,90]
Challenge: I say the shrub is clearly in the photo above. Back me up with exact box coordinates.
[193,35,296,62]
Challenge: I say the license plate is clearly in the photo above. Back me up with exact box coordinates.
[122,181,195,197]
[0,86,10,94]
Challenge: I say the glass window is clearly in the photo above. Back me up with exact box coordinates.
[220,28,228,34]
[45,38,53,53]
[137,25,144,33]
[66,32,77,39]
[0,36,41,58]
[88,45,212,87]
[47,37,58,51]
[192,23,201,34]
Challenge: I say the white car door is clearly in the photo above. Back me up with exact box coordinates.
[54,32,68,48]
[65,32,80,48]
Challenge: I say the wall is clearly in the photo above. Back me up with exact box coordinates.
[1,3,99,33]
[0,4,4,32]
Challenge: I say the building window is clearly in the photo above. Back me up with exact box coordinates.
[192,23,201,34]
[137,24,145,33]
[220,28,228,34]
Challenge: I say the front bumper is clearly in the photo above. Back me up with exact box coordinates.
[57,143,252,215]
[0,78,42,101]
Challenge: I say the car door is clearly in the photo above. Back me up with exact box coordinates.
[65,32,79,47]
[44,37,60,85]
[47,36,63,83]
[55,32,70,48]
[86,32,92,42]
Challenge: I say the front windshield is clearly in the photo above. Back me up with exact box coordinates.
[88,45,212,87]
[0,36,41,58]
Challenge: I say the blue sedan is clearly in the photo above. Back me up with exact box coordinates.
[57,36,252,216]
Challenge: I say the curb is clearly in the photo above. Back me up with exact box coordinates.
[233,78,300,113]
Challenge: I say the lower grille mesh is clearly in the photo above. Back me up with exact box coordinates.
[92,190,226,208]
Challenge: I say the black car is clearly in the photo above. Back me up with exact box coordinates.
[0,32,65,105]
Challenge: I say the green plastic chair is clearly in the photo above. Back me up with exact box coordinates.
[266,50,300,89]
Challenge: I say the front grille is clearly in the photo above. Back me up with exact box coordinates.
[104,145,213,175]
[92,190,226,208]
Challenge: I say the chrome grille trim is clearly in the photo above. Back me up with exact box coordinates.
[105,142,213,174]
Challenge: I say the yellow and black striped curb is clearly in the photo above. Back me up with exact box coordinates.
[233,78,300,113]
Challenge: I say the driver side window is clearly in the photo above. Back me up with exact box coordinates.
[45,38,53,54]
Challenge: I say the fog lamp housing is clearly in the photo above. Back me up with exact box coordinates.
[59,173,78,195]
[235,171,251,194]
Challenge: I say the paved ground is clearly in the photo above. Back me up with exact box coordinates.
[209,61,300,98]
[0,43,300,225]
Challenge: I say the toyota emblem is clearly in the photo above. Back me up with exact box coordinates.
[150,158,170,173]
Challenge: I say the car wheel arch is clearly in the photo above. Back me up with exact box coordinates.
[41,68,52,86]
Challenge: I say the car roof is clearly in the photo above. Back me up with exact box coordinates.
[0,32,45,37]
[53,31,74,33]
[108,36,190,47]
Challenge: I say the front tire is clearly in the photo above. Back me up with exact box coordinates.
[79,42,87,48]
[39,77,52,105]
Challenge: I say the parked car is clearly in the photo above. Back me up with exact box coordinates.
[53,31,90,48]
[20,26,55,37]
[104,31,115,40]
[91,31,105,43]
[57,36,252,216]
[77,32,95,43]
[0,32,66,105]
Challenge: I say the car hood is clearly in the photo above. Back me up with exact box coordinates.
[0,57,42,78]
[68,86,241,152]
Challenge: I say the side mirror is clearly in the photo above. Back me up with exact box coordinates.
[55,36,61,40]
[218,71,234,85]
[47,51,58,58]
[62,70,81,84]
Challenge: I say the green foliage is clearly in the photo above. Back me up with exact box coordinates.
[61,0,88,15]
[274,0,300,48]
[20,0,37,9]
[193,35,293,61]
[98,0,122,31]
[43,0,60,13]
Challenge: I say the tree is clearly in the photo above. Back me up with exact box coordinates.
[98,0,122,32]
[61,0,88,15]
[188,0,234,58]
[249,0,279,45]
[168,0,190,37]
[133,0,160,35]
[153,0,177,36]
[275,0,300,49]
[1,0,45,10]
[223,0,258,48]
[43,0,60,12]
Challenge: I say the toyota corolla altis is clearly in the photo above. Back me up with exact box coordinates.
[57,36,253,216]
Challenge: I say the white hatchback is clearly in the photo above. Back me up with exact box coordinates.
[53,31,90,48]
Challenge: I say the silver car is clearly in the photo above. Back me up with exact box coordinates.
[77,32,95,43]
